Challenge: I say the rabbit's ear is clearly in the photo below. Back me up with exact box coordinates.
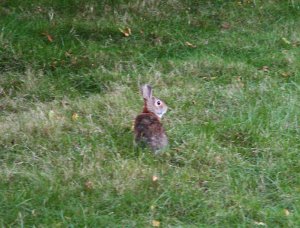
[141,84,152,99]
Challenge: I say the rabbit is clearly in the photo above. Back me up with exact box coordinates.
[134,84,168,152]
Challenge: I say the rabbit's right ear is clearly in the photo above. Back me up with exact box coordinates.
[141,84,152,99]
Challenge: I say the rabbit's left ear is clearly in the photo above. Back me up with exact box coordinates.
[141,84,152,99]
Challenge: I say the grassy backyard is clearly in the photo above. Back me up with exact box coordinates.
[0,0,300,226]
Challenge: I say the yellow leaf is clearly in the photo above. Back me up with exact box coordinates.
[282,37,291,45]
[152,175,159,182]
[72,113,79,121]
[152,220,160,227]
[254,221,266,226]
[284,209,290,216]
[281,72,290,78]
[185,41,196,48]
[119,27,131,37]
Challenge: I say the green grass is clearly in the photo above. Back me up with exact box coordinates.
[1,0,300,226]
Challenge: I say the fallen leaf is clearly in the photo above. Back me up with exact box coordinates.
[185,41,197,48]
[282,37,291,45]
[46,34,53,42]
[261,66,269,72]
[152,175,159,182]
[284,209,290,216]
[254,221,266,226]
[198,180,208,187]
[281,72,290,78]
[119,27,131,37]
[214,156,222,164]
[36,6,44,13]
[72,113,79,121]
[235,76,244,88]
[152,220,160,227]
[42,32,53,42]
[65,51,72,57]
[221,22,231,30]
[85,180,93,190]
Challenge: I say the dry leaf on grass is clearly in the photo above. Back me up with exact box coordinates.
[152,220,160,227]
[42,32,53,42]
[261,66,269,72]
[214,156,222,164]
[254,221,266,226]
[119,27,132,37]
[281,72,290,78]
[72,113,79,121]
[185,41,197,48]
[221,22,231,30]
[152,175,159,182]
[85,180,93,190]
[284,208,290,216]
[282,37,291,45]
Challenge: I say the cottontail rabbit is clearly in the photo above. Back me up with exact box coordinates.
[134,84,168,152]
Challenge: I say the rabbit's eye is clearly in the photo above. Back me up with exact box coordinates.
[156,100,161,106]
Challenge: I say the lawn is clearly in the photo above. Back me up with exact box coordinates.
[0,0,300,227]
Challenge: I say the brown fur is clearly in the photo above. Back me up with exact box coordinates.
[134,113,168,151]
[134,84,168,152]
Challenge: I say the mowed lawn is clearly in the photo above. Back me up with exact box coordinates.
[0,0,300,226]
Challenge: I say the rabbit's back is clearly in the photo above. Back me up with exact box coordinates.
[134,113,168,151]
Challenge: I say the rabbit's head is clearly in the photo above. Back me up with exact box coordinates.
[141,84,167,118]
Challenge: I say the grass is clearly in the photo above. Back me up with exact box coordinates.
[1,0,300,226]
